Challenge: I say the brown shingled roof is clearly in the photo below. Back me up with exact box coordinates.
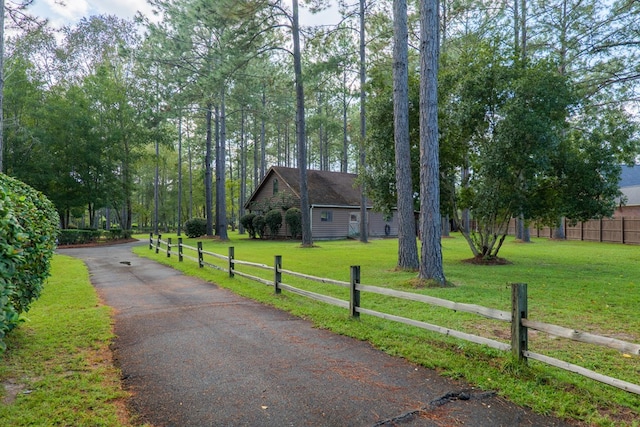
[248,166,365,207]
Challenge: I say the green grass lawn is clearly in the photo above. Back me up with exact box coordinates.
[0,255,139,427]
[137,232,640,426]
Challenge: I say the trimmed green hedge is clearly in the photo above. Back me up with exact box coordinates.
[0,184,24,351]
[0,174,58,351]
[57,229,133,245]
[57,229,103,245]
[184,218,207,238]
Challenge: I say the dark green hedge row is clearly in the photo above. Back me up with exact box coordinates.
[57,229,132,245]
[0,174,59,351]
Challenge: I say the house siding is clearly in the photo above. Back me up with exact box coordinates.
[368,211,397,237]
[249,174,300,212]
[309,207,399,240]
[311,207,351,239]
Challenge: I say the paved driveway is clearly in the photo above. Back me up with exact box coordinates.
[60,241,571,426]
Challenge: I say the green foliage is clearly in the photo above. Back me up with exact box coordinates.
[240,213,256,238]
[363,63,421,216]
[264,209,283,238]
[184,218,207,238]
[57,229,102,245]
[285,207,302,239]
[106,228,133,240]
[252,214,266,239]
[0,185,25,351]
[0,174,58,351]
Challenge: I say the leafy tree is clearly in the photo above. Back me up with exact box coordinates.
[455,60,575,259]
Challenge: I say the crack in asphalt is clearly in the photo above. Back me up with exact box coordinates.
[372,390,498,426]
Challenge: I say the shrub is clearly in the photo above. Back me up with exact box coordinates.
[184,218,207,238]
[252,214,266,239]
[0,174,58,351]
[240,213,256,238]
[57,229,102,245]
[285,208,302,239]
[0,185,24,351]
[107,228,132,240]
[265,209,283,238]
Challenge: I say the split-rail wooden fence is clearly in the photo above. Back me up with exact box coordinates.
[150,234,640,396]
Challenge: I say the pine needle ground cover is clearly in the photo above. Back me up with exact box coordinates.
[0,255,138,427]
[136,233,640,426]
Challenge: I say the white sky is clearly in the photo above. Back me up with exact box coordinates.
[27,0,340,29]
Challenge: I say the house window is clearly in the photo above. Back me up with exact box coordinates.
[320,211,333,222]
[273,179,279,195]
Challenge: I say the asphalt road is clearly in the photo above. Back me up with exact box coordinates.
[60,241,572,427]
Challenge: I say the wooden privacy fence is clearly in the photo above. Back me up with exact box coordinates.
[508,217,640,244]
[150,234,640,395]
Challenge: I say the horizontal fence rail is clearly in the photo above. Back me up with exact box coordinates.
[149,234,640,395]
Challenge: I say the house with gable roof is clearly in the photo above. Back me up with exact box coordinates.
[245,166,399,239]
[614,164,640,217]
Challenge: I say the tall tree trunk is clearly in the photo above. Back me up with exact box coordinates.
[154,138,159,235]
[187,124,193,219]
[342,69,348,173]
[253,116,258,191]
[217,89,228,240]
[393,0,418,269]
[359,0,368,243]
[177,114,183,236]
[205,104,214,236]
[292,0,312,246]
[261,86,266,180]
[277,122,282,166]
[419,0,446,284]
[239,107,246,234]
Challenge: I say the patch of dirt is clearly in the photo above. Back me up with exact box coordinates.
[1,380,26,405]
[462,256,512,266]
[407,278,456,289]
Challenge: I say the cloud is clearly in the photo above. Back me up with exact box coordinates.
[87,0,155,20]
[43,0,89,20]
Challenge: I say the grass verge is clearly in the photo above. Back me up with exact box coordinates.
[137,232,640,426]
[0,254,139,427]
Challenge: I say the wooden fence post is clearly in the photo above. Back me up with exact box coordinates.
[622,217,625,244]
[511,283,528,363]
[274,255,282,294]
[229,247,235,278]
[600,218,603,242]
[350,266,361,318]
[178,238,183,262]
[167,238,172,258]
[149,233,153,250]
[156,234,161,254]
[197,242,203,268]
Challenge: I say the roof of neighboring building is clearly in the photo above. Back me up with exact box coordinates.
[247,166,365,207]
[619,165,640,206]
[619,165,640,187]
